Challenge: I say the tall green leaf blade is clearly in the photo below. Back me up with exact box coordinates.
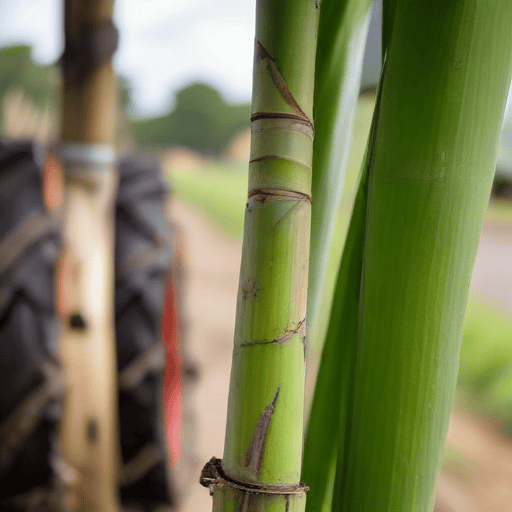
[308,0,373,355]
[338,1,512,510]
[303,166,368,512]
[303,64,385,512]
[381,0,397,61]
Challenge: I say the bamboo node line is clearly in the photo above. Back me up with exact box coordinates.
[200,457,309,496]
[247,188,312,204]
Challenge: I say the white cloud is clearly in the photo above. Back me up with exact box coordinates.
[0,0,255,117]
[0,0,62,63]
[113,0,255,116]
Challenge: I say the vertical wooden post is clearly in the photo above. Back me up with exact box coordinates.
[57,0,119,510]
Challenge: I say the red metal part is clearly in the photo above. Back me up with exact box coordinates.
[162,272,183,468]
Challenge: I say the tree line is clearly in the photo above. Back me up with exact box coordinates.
[0,45,249,156]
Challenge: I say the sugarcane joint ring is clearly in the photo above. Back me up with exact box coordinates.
[200,457,309,496]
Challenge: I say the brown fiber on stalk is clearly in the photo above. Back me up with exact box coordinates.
[244,386,281,477]
[256,40,312,124]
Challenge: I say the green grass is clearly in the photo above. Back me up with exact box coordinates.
[487,199,512,223]
[168,160,248,239]
[441,446,472,480]
[458,298,512,428]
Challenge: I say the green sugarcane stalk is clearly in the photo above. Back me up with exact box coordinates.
[337,1,512,510]
[201,1,318,511]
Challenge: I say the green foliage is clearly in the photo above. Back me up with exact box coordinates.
[169,162,248,239]
[486,200,512,223]
[0,45,59,123]
[133,82,250,156]
[459,299,512,426]
[118,75,133,110]
[307,0,373,354]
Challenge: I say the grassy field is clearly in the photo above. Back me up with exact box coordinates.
[487,199,512,223]
[458,299,512,428]
[169,160,247,239]
[166,96,512,430]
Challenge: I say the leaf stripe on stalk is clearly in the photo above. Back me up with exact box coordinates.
[244,386,281,477]
[256,40,312,124]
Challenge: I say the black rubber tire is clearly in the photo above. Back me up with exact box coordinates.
[0,144,179,511]
[0,138,62,512]
[115,155,176,512]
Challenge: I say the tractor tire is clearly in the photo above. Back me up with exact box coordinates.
[0,139,62,511]
[115,155,177,511]
[0,143,186,511]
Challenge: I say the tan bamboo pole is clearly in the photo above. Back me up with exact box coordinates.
[56,0,119,510]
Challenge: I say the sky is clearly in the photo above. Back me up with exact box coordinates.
[0,0,256,118]
[0,0,510,122]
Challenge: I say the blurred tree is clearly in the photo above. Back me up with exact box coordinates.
[118,75,133,110]
[0,45,59,120]
[133,82,250,156]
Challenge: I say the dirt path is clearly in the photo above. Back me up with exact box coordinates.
[438,411,512,511]
[436,218,512,512]
[471,219,512,313]
[170,199,241,512]
[170,199,512,511]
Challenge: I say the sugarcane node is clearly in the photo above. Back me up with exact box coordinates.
[200,457,222,490]
[240,318,306,347]
[247,188,311,204]
[250,112,315,138]
[248,155,313,172]
[69,312,87,331]
[200,456,309,496]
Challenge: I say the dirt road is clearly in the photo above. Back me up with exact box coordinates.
[170,200,240,512]
[170,199,512,512]
[437,217,512,512]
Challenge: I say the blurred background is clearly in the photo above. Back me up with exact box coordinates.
[1,0,512,511]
